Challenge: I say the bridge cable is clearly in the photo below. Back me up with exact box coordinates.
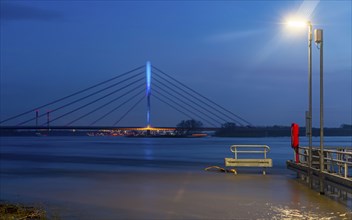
[152,94,216,127]
[153,81,223,125]
[152,89,217,127]
[153,77,229,125]
[113,95,145,126]
[152,70,244,126]
[89,89,145,126]
[152,66,252,126]
[0,65,144,124]
[17,73,144,126]
[152,96,196,123]
[40,78,145,126]
[67,86,146,126]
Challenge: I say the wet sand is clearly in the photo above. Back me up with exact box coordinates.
[2,170,351,219]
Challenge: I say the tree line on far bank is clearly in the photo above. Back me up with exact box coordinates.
[176,119,352,137]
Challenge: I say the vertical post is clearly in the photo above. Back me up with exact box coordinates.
[35,110,39,133]
[47,111,50,130]
[35,110,39,127]
[307,22,313,188]
[315,29,324,194]
[146,61,151,129]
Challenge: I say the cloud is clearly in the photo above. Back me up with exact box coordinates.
[0,2,63,21]
[204,29,263,43]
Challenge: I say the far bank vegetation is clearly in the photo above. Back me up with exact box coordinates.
[214,123,352,137]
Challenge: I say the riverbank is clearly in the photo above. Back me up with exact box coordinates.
[214,126,352,137]
[0,202,46,219]
[1,126,351,137]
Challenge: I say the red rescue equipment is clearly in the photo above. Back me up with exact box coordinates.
[291,123,300,163]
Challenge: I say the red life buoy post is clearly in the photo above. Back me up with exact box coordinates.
[291,123,300,163]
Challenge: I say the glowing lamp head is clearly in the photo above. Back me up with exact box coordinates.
[285,16,311,28]
[283,17,312,38]
[286,20,307,27]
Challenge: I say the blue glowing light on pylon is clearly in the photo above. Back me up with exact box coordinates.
[146,61,151,128]
[146,61,151,95]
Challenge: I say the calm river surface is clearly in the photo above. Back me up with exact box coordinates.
[1,136,351,219]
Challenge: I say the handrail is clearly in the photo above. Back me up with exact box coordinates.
[296,146,352,179]
[230,145,270,159]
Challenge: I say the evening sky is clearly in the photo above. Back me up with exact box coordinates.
[0,0,351,127]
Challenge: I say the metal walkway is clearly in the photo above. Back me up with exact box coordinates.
[287,146,352,196]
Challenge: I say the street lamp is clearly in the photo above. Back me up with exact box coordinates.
[286,19,313,188]
[315,29,324,194]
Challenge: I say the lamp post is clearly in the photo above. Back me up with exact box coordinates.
[315,29,324,194]
[307,21,313,189]
[286,20,313,188]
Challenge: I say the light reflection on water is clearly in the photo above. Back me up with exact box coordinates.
[0,136,351,219]
[268,204,349,220]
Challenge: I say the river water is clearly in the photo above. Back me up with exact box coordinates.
[0,136,351,219]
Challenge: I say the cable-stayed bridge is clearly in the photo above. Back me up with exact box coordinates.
[0,62,251,131]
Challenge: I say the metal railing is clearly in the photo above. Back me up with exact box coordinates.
[297,146,352,179]
[230,145,270,159]
[226,145,272,175]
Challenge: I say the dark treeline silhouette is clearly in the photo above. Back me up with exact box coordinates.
[214,123,352,137]
[176,119,203,135]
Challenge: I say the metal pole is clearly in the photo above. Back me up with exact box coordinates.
[35,110,39,133]
[35,110,39,127]
[47,111,50,132]
[308,22,313,188]
[316,29,324,194]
